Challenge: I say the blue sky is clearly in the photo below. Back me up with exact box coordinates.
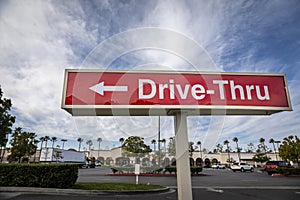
[0,0,299,152]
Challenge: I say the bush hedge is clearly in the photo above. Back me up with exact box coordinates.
[164,166,177,174]
[0,164,78,188]
[190,166,203,174]
[276,167,300,176]
[110,166,163,174]
[153,166,203,174]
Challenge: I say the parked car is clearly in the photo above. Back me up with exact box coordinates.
[264,161,292,175]
[231,162,254,172]
[212,163,226,169]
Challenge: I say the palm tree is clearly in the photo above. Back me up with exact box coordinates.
[61,139,67,150]
[232,137,241,162]
[39,137,45,161]
[223,140,230,163]
[259,138,266,153]
[151,139,157,151]
[97,137,102,158]
[161,138,166,154]
[197,141,202,160]
[39,137,45,150]
[119,138,124,156]
[29,132,38,163]
[77,138,83,151]
[44,136,50,161]
[269,138,278,160]
[44,136,50,148]
[51,137,57,149]
[86,140,93,157]
[216,143,223,153]
[119,138,124,146]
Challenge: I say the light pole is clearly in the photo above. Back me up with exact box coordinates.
[275,141,281,160]
[61,139,67,150]
[158,116,161,167]
[97,137,102,159]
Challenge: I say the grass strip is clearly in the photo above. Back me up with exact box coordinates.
[73,182,166,191]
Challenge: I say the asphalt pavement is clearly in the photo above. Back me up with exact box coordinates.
[0,167,299,200]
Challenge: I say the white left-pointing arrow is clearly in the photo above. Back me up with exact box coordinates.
[89,82,128,96]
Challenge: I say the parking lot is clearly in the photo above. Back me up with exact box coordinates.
[76,166,300,200]
[78,166,300,188]
[1,167,299,200]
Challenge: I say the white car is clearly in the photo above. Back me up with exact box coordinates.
[212,163,226,169]
[231,162,254,172]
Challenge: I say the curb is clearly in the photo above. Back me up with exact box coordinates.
[0,186,170,196]
[108,173,208,177]
[271,174,300,178]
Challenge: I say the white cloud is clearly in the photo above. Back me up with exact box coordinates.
[0,0,299,152]
[0,0,97,140]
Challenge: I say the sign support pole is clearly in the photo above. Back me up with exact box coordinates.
[135,164,140,185]
[174,111,193,200]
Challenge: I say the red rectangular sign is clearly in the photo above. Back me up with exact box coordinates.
[61,70,292,116]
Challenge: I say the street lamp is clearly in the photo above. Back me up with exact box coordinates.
[158,116,161,167]
[61,139,67,150]
[274,141,281,160]
[97,137,102,159]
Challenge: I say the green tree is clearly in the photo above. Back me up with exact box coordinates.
[215,143,223,153]
[10,127,38,163]
[122,136,151,163]
[253,138,271,165]
[246,142,255,153]
[0,86,16,161]
[279,135,300,166]
[53,149,63,163]
[252,152,270,165]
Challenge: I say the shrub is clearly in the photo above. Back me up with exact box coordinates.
[0,164,78,188]
[276,167,300,176]
[142,166,163,174]
[190,166,203,174]
[111,165,203,175]
[111,167,119,174]
[164,166,203,174]
[165,166,177,174]
[110,166,163,174]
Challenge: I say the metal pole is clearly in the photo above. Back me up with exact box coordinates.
[98,142,100,159]
[275,141,281,161]
[174,111,193,200]
[158,116,161,167]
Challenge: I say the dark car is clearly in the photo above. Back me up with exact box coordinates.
[264,161,292,175]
